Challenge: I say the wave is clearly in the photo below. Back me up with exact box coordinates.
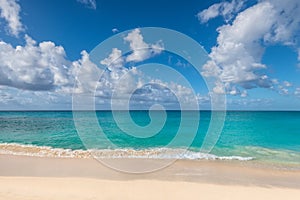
[0,143,90,158]
[90,148,253,161]
[0,143,253,161]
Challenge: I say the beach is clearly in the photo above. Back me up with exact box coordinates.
[1,111,300,199]
[0,0,300,199]
[1,154,300,200]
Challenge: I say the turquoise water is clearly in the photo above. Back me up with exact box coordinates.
[0,111,300,168]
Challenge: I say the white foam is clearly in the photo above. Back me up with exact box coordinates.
[0,143,91,158]
[0,143,254,161]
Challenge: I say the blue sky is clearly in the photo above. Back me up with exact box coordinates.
[0,0,300,110]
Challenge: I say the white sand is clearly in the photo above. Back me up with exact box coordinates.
[1,155,300,200]
[1,177,300,200]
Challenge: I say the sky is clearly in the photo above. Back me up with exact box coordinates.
[0,0,300,110]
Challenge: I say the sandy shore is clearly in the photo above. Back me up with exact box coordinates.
[2,177,300,200]
[1,155,300,200]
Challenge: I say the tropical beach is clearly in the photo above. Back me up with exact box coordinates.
[1,0,300,199]
[1,110,300,200]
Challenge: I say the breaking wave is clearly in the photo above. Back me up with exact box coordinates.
[0,143,253,161]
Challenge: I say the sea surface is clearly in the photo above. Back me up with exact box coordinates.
[0,111,300,169]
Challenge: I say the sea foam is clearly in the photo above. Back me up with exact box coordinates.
[0,143,253,161]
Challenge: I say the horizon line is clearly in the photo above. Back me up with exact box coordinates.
[0,110,300,112]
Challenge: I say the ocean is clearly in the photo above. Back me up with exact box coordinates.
[0,111,300,169]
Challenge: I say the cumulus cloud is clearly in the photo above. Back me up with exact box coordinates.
[77,0,96,10]
[92,62,202,109]
[96,61,201,109]
[0,33,105,95]
[0,1,203,110]
[200,0,300,95]
[197,0,245,23]
[100,48,124,70]
[94,29,201,109]
[101,29,165,68]
[98,49,141,100]
[70,50,101,94]
[124,28,164,62]
[0,27,167,100]
[0,0,23,36]
[97,37,201,109]
[263,0,300,45]
[0,0,200,110]
[0,35,71,91]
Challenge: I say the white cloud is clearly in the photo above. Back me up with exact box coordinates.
[270,80,296,96]
[101,29,165,69]
[0,1,200,110]
[94,29,202,109]
[227,98,273,109]
[134,78,200,109]
[198,3,220,23]
[197,0,245,23]
[263,0,300,45]
[96,66,137,98]
[92,64,202,109]
[0,35,71,91]
[100,48,124,70]
[70,50,101,94]
[0,0,23,36]
[271,79,279,85]
[201,0,300,95]
[212,81,225,94]
[112,28,119,33]
[98,50,202,109]
[278,85,289,95]
[228,86,240,96]
[274,80,296,95]
[0,89,13,104]
[0,0,178,109]
[295,88,300,96]
[283,81,292,87]
[212,81,246,97]
[282,89,289,95]
[0,33,104,95]
[96,65,201,109]
[241,90,247,98]
[124,28,164,62]
[0,28,167,105]
[77,0,96,10]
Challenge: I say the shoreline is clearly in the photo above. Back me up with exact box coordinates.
[1,155,300,199]
[1,142,300,170]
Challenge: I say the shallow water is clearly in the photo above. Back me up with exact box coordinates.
[0,111,299,169]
